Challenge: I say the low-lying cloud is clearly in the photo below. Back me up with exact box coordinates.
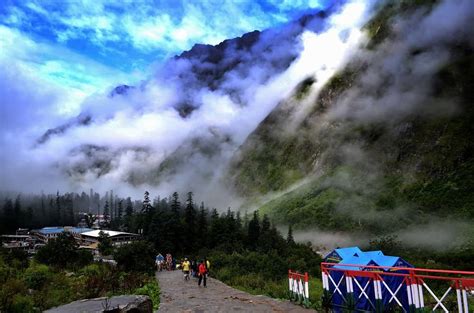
[1,1,374,207]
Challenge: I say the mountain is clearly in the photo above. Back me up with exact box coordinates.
[32,0,473,244]
[36,114,92,145]
[227,0,474,237]
[34,8,333,188]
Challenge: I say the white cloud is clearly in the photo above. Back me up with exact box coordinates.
[1,0,332,58]
[0,0,375,205]
[0,25,136,116]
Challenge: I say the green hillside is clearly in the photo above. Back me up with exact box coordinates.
[228,0,474,235]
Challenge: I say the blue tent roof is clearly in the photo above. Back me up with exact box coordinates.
[324,246,364,263]
[335,254,372,271]
[325,246,413,271]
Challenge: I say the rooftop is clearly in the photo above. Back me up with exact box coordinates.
[36,227,93,234]
[81,230,138,238]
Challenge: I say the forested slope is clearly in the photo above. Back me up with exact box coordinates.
[228,0,474,235]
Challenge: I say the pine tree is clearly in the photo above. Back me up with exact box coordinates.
[118,200,123,219]
[40,193,46,225]
[125,197,133,217]
[142,191,152,214]
[197,202,208,247]
[64,193,74,226]
[124,197,134,232]
[247,211,260,249]
[184,192,196,251]
[14,195,22,230]
[170,192,180,215]
[55,191,61,225]
[103,200,110,225]
[168,192,182,254]
[287,224,295,245]
[261,214,271,233]
[2,199,14,233]
[208,208,223,249]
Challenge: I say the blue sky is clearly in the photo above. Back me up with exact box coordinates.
[0,0,332,101]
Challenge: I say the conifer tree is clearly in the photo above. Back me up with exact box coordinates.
[261,214,271,233]
[118,200,123,219]
[2,199,14,233]
[247,211,260,249]
[170,192,180,215]
[168,192,182,254]
[125,197,133,217]
[124,197,134,232]
[197,202,208,246]
[184,192,196,251]
[103,200,110,224]
[287,224,295,245]
[55,191,61,225]
[14,195,22,230]
[142,191,152,214]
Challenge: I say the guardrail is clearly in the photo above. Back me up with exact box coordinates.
[321,262,474,312]
[288,269,310,307]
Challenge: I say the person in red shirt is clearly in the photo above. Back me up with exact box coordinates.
[198,260,207,287]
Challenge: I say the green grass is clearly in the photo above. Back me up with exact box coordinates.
[134,279,160,310]
[210,250,324,310]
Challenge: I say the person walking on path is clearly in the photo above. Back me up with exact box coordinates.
[165,253,172,271]
[182,258,191,281]
[191,260,197,278]
[198,260,207,287]
[156,253,164,271]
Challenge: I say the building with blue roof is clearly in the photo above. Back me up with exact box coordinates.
[32,226,92,243]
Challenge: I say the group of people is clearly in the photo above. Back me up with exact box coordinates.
[156,253,211,287]
[155,253,175,271]
[181,257,210,287]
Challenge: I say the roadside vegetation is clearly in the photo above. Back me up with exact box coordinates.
[0,234,159,312]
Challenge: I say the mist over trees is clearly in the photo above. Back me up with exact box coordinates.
[0,189,316,263]
[0,189,142,234]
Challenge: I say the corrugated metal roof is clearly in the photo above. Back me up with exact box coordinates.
[81,230,138,238]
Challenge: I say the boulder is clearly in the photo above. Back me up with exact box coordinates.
[44,295,153,313]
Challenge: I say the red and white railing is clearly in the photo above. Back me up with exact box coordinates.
[321,262,474,312]
[288,269,310,307]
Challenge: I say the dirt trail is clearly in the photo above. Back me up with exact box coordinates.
[156,270,315,312]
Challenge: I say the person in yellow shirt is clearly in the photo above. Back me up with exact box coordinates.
[182,257,191,281]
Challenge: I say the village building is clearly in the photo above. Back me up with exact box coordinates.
[1,234,34,252]
[80,230,139,247]
[31,226,93,243]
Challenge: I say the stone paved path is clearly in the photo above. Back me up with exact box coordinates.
[156,270,315,312]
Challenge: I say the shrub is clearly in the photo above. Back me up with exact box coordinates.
[10,294,35,313]
[134,280,160,310]
[24,264,52,289]
[35,233,92,269]
[113,241,155,273]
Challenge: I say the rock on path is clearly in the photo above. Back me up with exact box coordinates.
[156,270,315,312]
